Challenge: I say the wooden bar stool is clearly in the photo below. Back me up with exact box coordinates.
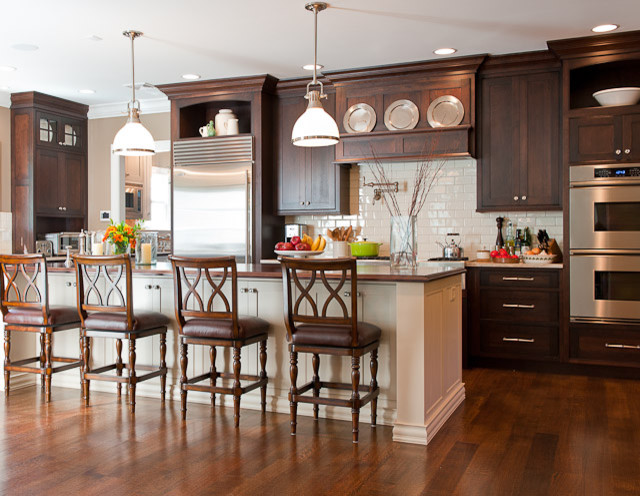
[73,255,168,413]
[0,254,82,401]
[280,257,381,443]
[170,256,269,427]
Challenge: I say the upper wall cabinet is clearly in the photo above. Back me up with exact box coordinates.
[477,52,562,211]
[275,81,349,215]
[324,56,486,163]
[549,31,640,166]
[11,91,88,252]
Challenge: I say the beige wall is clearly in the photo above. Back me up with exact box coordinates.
[87,112,170,230]
[0,106,10,212]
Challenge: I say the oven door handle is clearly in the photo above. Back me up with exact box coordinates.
[570,249,640,256]
[570,179,640,188]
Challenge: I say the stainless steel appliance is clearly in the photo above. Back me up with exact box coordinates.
[569,164,640,323]
[44,232,82,255]
[125,184,143,220]
[35,240,53,257]
[285,224,307,243]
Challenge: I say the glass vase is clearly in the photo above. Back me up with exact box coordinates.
[390,216,417,268]
[135,232,158,265]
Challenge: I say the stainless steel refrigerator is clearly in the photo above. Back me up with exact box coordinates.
[172,136,253,262]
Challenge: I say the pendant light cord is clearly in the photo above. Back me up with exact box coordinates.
[312,4,318,86]
[130,32,136,107]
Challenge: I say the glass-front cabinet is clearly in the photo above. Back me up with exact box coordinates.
[37,112,84,152]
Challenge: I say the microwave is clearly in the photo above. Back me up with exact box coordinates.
[44,232,82,256]
[125,184,143,219]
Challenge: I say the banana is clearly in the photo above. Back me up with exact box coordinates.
[302,234,313,246]
[311,235,321,251]
[319,236,326,251]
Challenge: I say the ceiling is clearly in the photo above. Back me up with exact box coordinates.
[0,0,638,108]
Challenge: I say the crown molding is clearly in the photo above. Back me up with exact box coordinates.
[87,97,170,120]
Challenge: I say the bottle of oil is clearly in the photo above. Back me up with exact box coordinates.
[505,221,515,254]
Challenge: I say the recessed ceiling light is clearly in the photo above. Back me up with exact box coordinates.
[182,74,201,80]
[303,64,324,71]
[592,24,619,33]
[0,65,17,72]
[79,89,95,94]
[434,48,457,55]
[11,43,38,51]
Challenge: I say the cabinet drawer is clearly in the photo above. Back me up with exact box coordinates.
[480,290,558,322]
[480,269,558,289]
[570,323,640,367]
[479,322,558,358]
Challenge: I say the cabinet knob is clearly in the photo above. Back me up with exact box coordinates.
[299,201,304,206]
[625,149,631,155]
[145,284,152,289]
[513,196,519,201]
[154,285,160,290]
[521,195,527,200]
[616,149,622,155]
[62,206,67,211]
[306,201,311,205]
[65,281,77,288]
[58,206,63,211]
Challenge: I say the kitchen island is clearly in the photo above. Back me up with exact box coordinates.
[13,262,465,445]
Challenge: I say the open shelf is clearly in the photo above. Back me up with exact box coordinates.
[178,100,252,139]
[569,59,640,110]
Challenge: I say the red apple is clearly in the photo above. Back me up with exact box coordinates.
[275,242,286,250]
[281,242,294,251]
[295,242,310,251]
[291,236,301,246]
[490,250,499,258]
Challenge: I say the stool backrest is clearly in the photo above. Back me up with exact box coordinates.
[280,257,358,347]
[169,256,238,336]
[0,254,49,324]
[73,255,133,329]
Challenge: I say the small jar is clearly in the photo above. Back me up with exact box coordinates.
[135,231,158,265]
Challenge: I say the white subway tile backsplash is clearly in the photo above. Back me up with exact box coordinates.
[291,159,563,258]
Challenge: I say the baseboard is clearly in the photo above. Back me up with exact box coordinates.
[50,374,397,426]
[392,382,465,445]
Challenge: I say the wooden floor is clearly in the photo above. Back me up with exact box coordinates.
[2,368,640,496]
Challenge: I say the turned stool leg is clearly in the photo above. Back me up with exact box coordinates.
[40,334,45,391]
[180,340,188,420]
[44,333,52,402]
[289,350,298,436]
[82,336,91,406]
[370,349,378,427]
[209,345,217,407]
[115,339,123,398]
[260,340,267,413]
[233,346,241,428]
[128,339,137,413]
[4,329,10,396]
[351,356,361,444]
[160,334,167,402]
[312,353,320,420]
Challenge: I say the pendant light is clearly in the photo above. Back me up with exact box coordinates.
[291,2,340,147]
[113,30,155,156]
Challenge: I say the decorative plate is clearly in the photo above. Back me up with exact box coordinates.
[343,103,377,133]
[275,249,325,258]
[427,95,464,128]
[384,99,419,131]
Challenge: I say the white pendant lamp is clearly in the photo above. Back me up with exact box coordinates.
[113,30,155,156]
[291,2,340,147]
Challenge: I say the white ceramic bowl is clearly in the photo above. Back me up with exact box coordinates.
[592,87,640,107]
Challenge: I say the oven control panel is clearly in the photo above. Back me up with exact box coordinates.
[594,166,640,178]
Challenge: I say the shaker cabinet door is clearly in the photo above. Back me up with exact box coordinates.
[62,154,87,216]
[35,149,62,214]
[277,97,306,212]
[568,115,617,164]
[622,113,640,162]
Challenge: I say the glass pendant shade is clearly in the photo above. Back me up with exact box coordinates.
[113,108,155,156]
[291,90,340,147]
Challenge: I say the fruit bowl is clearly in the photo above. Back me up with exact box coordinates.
[593,87,640,107]
[521,253,556,264]
[275,249,325,258]
[491,256,521,264]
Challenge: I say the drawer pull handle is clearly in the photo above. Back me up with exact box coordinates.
[503,337,535,343]
[502,276,535,282]
[605,343,640,350]
[502,303,536,309]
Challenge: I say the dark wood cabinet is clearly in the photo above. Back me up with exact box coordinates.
[467,267,562,362]
[478,54,562,211]
[11,92,88,253]
[570,321,640,368]
[275,89,349,215]
[569,111,640,164]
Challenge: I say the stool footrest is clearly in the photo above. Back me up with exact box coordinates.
[184,376,267,395]
[292,381,380,409]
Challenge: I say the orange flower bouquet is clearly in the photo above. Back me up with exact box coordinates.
[103,220,142,255]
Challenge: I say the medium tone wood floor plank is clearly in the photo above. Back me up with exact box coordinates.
[1,368,639,495]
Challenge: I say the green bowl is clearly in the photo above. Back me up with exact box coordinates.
[349,241,382,257]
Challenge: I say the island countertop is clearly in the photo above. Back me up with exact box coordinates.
[48,261,465,283]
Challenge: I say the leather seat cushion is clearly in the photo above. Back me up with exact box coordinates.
[4,306,80,326]
[292,322,381,348]
[182,316,269,340]
[84,311,169,332]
